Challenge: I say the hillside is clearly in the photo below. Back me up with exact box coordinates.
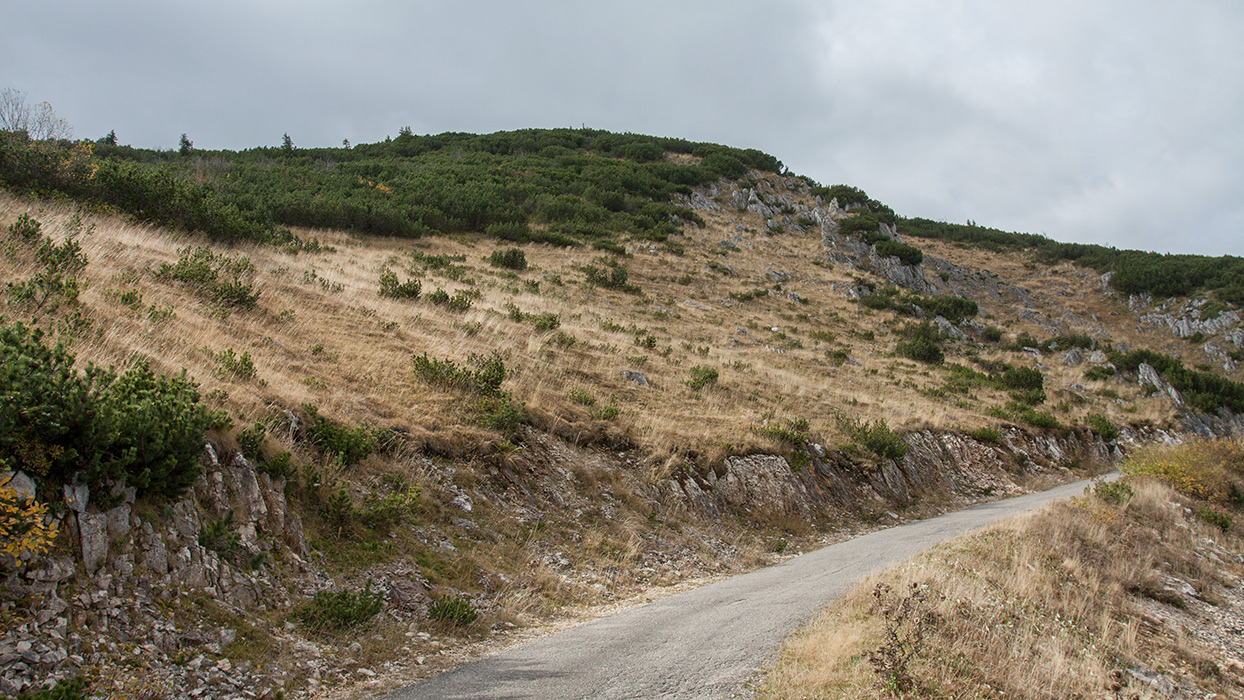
[2,127,1244,699]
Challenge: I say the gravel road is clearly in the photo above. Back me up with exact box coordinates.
[380,474,1111,700]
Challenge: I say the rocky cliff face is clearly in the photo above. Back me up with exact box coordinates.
[2,447,324,697]
[663,423,1204,527]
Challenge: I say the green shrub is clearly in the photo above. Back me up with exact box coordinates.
[428,595,478,626]
[486,221,533,242]
[7,213,42,241]
[296,582,383,634]
[378,268,421,299]
[1000,366,1044,391]
[529,312,560,331]
[322,484,354,530]
[1092,479,1132,505]
[447,290,474,312]
[1009,387,1047,406]
[1014,406,1060,430]
[198,511,241,557]
[489,247,527,270]
[754,417,811,445]
[567,389,596,406]
[411,352,507,395]
[360,485,420,530]
[259,451,295,480]
[1083,365,1115,382]
[634,333,657,350]
[591,403,619,420]
[839,417,908,460]
[1109,347,1244,413]
[157,246,258,309]
[304,405,376,466]
[982,326,1003,343]
[583,261,637,292]
[918,295,977,323]
[236,422,266,456]
[206,347,257,380]
[1194,505,1232,532]
[871,238,924,266]
[896,337,944,364]
[470,395,527,433]
[1086,414,1119,441]
[967,426,1001,443]
[5,215,89,315]
[427,288,450,305]
[686,365,719,390]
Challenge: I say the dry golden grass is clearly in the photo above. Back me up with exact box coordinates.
[3,178,1213,480]
[757,465,1244,699]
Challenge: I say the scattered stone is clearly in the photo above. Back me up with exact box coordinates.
[620,370,649,387]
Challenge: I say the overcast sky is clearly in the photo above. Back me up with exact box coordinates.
[6,1,1243,256]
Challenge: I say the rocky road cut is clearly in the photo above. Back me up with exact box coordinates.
[380,474,1112,700]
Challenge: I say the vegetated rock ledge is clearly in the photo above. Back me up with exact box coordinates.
[6,411,1243,699]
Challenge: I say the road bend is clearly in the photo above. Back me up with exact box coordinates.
[379,473,1112,700]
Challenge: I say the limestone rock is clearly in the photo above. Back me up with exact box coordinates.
[712,455,811,518]
[63,483,89,513]
[104,502,131,540]
[1138,363,1183,405]
[388,579,432,619]
[77,512,108,575]
[1,471,36,501]
[620,370,649,387]
[139,521,169,577]
[931,316,965,341]
[678,478,718,517]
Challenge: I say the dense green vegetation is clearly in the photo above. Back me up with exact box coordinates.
[858,284,978,324]
[0,321,223,497]
[899,217,1244,304]
[1108,347,1244,413]
[1,128,780,248]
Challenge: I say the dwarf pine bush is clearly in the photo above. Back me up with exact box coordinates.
[377,268,421,299]
[489,247,527,270]
[296,582,383,634]
[839,416,908,460]
[0,321,218,497]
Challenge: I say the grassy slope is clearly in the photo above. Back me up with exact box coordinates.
[4,181,1220,479]
[757,440,1244,699]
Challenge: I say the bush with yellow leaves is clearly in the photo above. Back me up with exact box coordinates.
[1120,437,1244,503]
[0,475,57,567]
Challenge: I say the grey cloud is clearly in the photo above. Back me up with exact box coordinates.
[4,0,1242,255]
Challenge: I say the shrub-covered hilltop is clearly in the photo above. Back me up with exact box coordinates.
[1,126,779,246]
[3,111,1244,699]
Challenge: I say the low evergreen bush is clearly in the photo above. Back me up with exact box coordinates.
[303,405,377,466]
[428,595,478,626]
[378,268,421,299]
[0,322,219,497]
[686,365,719,390]
[839,417,908,460]
[296,582,383,634]
[489,247,527,270]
